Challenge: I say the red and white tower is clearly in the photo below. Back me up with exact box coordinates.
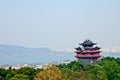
[75,39,101,63]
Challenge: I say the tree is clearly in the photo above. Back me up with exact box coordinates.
[9,74,30,80]
[99,57,120,80]
[0,68,7,78]
[58,61,83,71]
[35,66,63,80]
[88,64,108,80]
[16,67,36,80]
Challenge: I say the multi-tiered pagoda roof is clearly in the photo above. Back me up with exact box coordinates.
[79,39,96,47]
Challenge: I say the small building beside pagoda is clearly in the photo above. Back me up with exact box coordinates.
[75,39,101,63]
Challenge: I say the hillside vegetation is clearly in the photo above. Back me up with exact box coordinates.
[0,57,120,80]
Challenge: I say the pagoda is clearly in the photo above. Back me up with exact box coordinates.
[75,39,101,63]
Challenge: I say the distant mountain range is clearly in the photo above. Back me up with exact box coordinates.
[0,45,75,65]
[0,44,53,55]
[0,44,120,65]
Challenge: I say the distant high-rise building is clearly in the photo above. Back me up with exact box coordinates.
[75,39,101,63]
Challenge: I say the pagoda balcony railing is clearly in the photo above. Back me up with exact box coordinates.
[75,54,101,58]
[82,50,101,53]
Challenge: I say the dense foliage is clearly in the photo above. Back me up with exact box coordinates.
[0,67,42,80]
[0,57,120,80]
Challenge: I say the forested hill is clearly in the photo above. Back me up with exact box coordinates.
[0,57,120,80]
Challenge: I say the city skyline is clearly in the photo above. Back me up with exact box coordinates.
[0,0,120,50]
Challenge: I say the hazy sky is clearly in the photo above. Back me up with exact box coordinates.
[0,0,120,49]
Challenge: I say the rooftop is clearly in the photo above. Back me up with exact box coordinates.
[79,39,96,47]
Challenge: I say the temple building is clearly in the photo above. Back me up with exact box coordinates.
[75,39,101,63]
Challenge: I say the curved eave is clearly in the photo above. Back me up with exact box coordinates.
[82,51,101,53]
[75,47,82,50]
[75,51,81,53]
[79,43,97,46]
[94,47,101,50]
